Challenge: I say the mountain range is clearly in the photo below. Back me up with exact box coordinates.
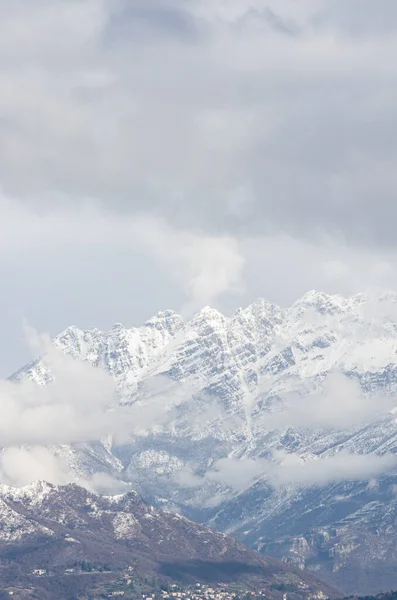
[10,290,397,595]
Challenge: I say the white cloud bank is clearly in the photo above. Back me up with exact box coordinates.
[0,446,132,494]
[207,451,397,491]
[0,447,71,488]
[261,372,395,431]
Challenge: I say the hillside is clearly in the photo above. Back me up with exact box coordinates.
[0,481,337,600]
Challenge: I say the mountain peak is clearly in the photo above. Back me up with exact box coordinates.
[298,289,334,302]
[2,480,57,506]
[292,290,347,316]
[144,310,184,334]
[188,306,227,328]
[197,306,225,318]
[56,324,83,340]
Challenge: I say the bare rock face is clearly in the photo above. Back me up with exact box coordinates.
[10,291,397,595]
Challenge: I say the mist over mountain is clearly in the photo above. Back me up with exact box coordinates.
[2,1,397,598]
[4,290,397,594]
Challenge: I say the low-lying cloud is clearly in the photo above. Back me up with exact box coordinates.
[0,446,132,493]
[206,451,397,491]
[260,371,394,431]
[0,327,183,487]
[172,466,204,489]
[0,447,71,488]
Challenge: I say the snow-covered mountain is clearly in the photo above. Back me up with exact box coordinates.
[11,291,397,594]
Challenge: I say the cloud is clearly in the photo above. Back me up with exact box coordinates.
[1,0,397,379]
[207,457,267,491]
[172,466,204,489]
[313,0,397,36]
[261,371,395,431]
[269,451,397,488]
[2,0,397,496]
[81,472,133,496]
[0,198,244,314]
[207,451,397,491]
[0,326,181,449]
[0,0,395,247]
[133,217,245,313]
[0,446,132,492]
[180,235,244,314]
[0,446,71,488]
[0,325,192,488]
[23,322,53,355]
[241,235,397,307]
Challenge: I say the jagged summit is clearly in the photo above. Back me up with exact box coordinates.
[144,310,184,333]
[19,290,397,422]
[0,479,55,500]
[53,291,370,344]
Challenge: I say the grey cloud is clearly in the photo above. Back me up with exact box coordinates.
[262,8,299,36]
[0,0,395,247]
[237,8,300,36]
[313,0,397,36]
[2,0,397,374]
[106,2,204,43]
[3,196,397,377]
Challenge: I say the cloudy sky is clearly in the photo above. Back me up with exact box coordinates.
[1,0,397,375]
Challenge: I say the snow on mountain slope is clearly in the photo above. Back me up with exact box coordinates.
[20,290,397,398]
[10,290,397,594]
